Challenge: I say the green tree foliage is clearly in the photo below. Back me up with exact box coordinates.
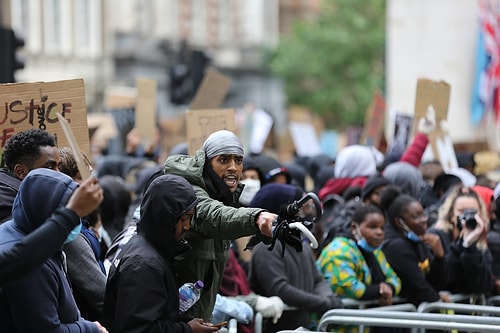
[269,0,386,129]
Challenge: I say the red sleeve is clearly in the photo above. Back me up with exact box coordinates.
[399,133,429,167]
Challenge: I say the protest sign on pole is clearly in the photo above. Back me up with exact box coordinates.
[56,112,91,180]
[414,78,450,126]
[414,78,457,171]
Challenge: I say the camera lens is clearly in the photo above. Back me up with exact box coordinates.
[465,217,477,229]
[461,209,477,230]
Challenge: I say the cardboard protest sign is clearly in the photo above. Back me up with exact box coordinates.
[0,79,89,165]
[414,79,450,124]
[190,68,232,110]
[135,78,157,144]
[413,78,457,170]
[186,109,237,155]
[360,91,386,148]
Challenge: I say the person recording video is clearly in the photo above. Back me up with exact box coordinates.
[428,186,493,295]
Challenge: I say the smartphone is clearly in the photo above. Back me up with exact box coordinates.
[213,321,228,328]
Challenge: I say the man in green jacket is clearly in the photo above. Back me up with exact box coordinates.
[164,130,276,321]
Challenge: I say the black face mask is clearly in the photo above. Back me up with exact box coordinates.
[202,162,239,207]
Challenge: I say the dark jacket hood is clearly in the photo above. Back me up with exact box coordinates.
[0,168,21,223]
[12,168,78,234]
[138,174,198,258]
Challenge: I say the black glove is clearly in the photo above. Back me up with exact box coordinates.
[244,232,272,251]
[268,219,303,257]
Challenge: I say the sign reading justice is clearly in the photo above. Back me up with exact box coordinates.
[0,79,89,164]
[186,109,237,155]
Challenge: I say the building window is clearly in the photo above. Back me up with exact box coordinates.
[74,0,90,55]
[43,0,62,54]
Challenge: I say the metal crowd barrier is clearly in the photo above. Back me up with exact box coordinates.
[440,293,487,305]
[234,294,495,332]
[318,308,500,328]
[320,302,416,332]
[227,318,237,333]
[417,301,500,315]
[254,312,263,333]
[487,295,500,306]
[340,296,408,309]
[318,293,497,333]
[361,303,417,312]
[316,310,500,333]
[226,311,262,333]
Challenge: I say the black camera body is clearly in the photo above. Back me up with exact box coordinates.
[457,209,477,230]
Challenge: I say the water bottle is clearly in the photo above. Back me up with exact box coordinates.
[178,280,204,313]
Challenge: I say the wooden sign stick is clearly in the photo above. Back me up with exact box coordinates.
[56,112,91,180]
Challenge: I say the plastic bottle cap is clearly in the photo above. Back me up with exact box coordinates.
[195,280,204,289]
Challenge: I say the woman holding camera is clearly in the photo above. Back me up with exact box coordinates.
[429,186,493,295]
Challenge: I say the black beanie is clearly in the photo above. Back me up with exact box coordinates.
[253,154,291,184]
[250,183,303,214]
[361,174,391,201]
[432,173,462,196]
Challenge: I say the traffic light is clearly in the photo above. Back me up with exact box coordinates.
[0,27,25,83]
[191,50,209,95]
[169,63,192,105]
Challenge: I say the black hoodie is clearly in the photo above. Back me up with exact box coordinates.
[103,174,198,333]
[382,221,448,306]
[0,167,20,224]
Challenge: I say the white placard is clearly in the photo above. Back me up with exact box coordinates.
[249,108,273,154]
[288,121,321,157]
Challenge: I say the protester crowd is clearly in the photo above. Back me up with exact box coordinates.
[1,117,500,333]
